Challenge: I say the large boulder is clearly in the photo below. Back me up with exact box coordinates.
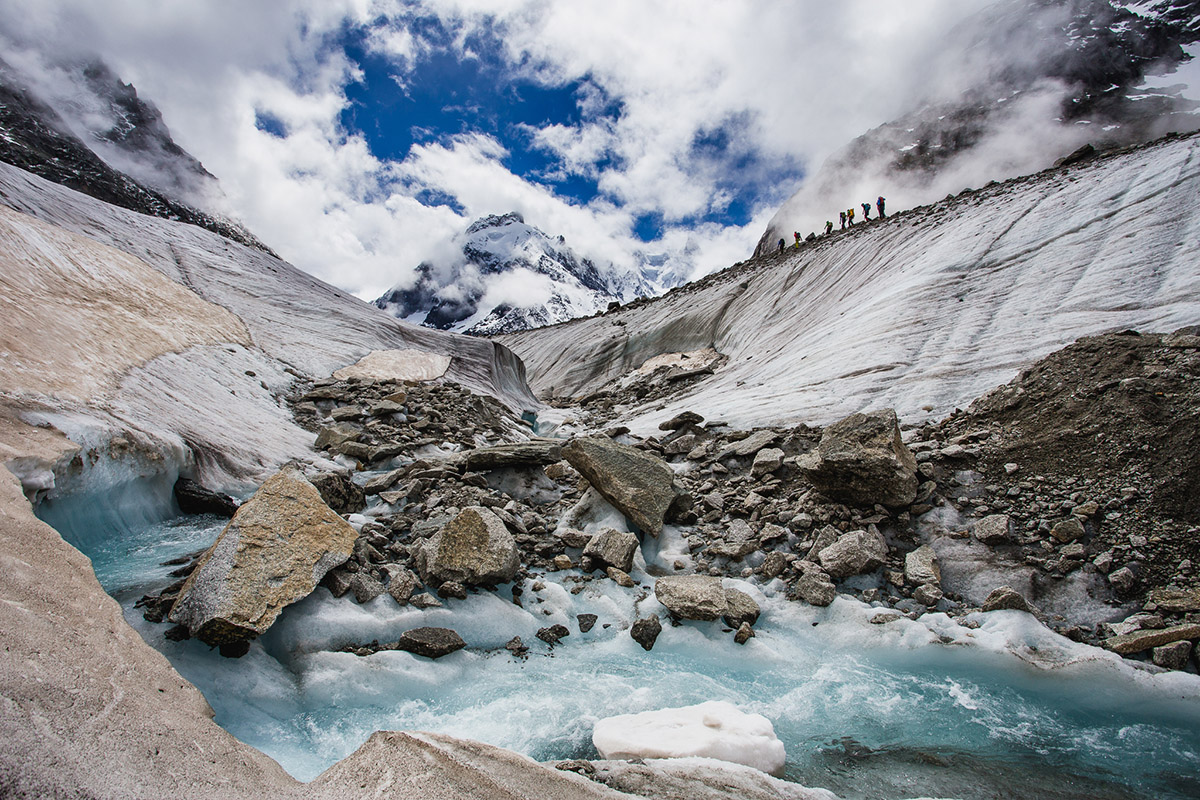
[562,437,681,535]
[797,409,918,507]
[904,545,941,586]
[414,506,520,588]
[817,528,889,579]
[655,575,727,621]
[168,467,357,647]
[583,528,640,573]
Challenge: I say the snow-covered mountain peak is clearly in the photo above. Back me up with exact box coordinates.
[375,212,655,336]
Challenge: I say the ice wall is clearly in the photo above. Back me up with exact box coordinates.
[499,133,1200,433]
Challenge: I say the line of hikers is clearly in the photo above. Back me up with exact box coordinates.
[778,196,887,252]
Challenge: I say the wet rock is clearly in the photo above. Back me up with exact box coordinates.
[395,627,466,659]
[577,613,598,633]
[982,585,1034,613]
[973,514,1011,546]
[350,571,385,604]
[415,506,519,588]
[1105,624,1200,655]
[817,528,888,579]
[791,571,837,606]
[750,448,785,477]
[734,622,755,645]
[1050,518,1085,543]
[362,469,405,495]
[169,467,356,648]
[306,471,367,515]
[505,636,529,659]
[557,528,592,549]
[905,545,941,586]
[173,477,239,517]
[654,575,727,621]
[562,437,681,535]
[1152,641,1193,670]
[582,529,639,574]
[797,409,918,507]
[631,616,662,651]
[537,624,571,645]
[324,567,355,598]
[722,588,761,627]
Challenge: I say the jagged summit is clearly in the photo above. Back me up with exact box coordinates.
[0,53,271,253]
[375,212,658,336]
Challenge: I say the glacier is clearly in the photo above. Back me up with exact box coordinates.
[499,132,1200,435]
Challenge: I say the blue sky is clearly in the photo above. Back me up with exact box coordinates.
[0,0,983,298]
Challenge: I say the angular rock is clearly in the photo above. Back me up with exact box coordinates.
[797,409,918,507]
[982,586,1034,613]
[904,545,941,586]
[1109,566,1137,592]
[655,575,727,621]
[350,571,385,604]
[169,467,356,647]
[750,448,785,478]
[607,567,636,587]
[314,422,361,451]
[562,437,681,535]
[659,411,704,431]
[734,622,755,645]
[791,572,837,606]
[817,528,888,579]
[307,471,367,515]
[577,613,598,633]
[409,592,442,609]
[707,519,759,560]
[173,477,239,517]
[717,429,779,460]
[461,439,564,472]
[804,525,840,562]
[537,624,571,645]
[913,584,943,607]
[583,529,640,574]
[394,627,466,659]
[1050,518,1085,543]
[631,616,662,651]
[1147,587,1200,614]
[722,588,761,627]
[382,565,417,605]
[437,580,468,600]
[415,506,519,588]
[973,515,1011,546]
[759,551,788,580]
[1152,641,1193,670]
[1104,624,1200,655]
[362,468,405,495]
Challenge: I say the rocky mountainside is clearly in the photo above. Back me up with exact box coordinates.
[758,0,1200,252]
[375,212,664,336]
[0,54,271,253]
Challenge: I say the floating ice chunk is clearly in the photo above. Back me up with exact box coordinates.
[332,349,451,382]
[592,700,786,775]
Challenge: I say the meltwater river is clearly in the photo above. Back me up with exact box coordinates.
[51,499,1200,800]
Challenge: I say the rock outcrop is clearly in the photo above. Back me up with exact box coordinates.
[562,436,681,535]
[168,467,356,648]
[797,409,919,507]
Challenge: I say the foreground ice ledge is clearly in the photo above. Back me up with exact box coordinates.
[592,700,787,776]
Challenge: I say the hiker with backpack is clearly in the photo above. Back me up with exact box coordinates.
[862,202,871,220]
[877,196,886,218]
[839,211,846,230]
[847,207,855,225]
[825,220,834,235]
